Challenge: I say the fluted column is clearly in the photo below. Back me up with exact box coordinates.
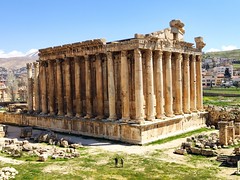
[65,57,73,117]
[174,53,183,115]
[40,61,48,114]
[48,60,55,115]
[56,59,64,116]
[96,54,104,119]
[27,63,33,113]
[74,56,82,117]
[33,62,40,113]
[134,49,144,123]
[120,50,130,121]
[154,50,165,119]
[107,52,117,120]
[183,54,191,113]
[145,49,155,121]
[164,52,174,117]
[84,55,92,118]
[196,55,203,111]
[190,55,197,112]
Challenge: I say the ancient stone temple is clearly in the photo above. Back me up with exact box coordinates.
[5,20,207,144]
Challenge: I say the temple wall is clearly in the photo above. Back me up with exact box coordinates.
[0,112,207,144]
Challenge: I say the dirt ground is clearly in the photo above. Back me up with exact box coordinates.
[2,125,239,179]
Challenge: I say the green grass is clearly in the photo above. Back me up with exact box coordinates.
[203,96,240,107]
[205,49,240,60]
[233,63,240,69]
[0,147,220,180]
[148,127,213,145]
[204,87,240,95]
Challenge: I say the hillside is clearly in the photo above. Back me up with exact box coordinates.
[205,49,240,60]
[0,55,38,70]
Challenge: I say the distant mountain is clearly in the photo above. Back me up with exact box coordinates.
[0,51,38,70]
[205,49,240,60]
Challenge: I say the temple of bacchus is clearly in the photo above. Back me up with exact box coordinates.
[1,20,207,144]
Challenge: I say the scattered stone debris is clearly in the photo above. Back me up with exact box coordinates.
[0,125,8,138]
[174,133,220,157]
[1,130,83,162]
[0,167,18,180]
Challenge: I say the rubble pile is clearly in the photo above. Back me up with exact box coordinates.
[205,105,240,127]
[175,133,224,157]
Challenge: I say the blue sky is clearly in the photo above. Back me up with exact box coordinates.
[0,0,239,57]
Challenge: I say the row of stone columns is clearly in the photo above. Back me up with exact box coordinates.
[28,49,203,124]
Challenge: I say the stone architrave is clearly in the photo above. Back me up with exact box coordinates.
[48,60,55,115]
[196,55,203,111]
[145,49,155,121]
[183,53,191,113]
[65,57,73,117]
[134,49,144,123]
[84,55,93,119]
[107,52,117,120]
[56,59,64,116]
[174,53,183,115]
[190,55,197,112]
[120,50,130,121]
[27,63,33,113]
[33,62,40,113]
[154,50,165,119]
[74,56,82,117]
[40,61,48,114]
[164,52,174,117]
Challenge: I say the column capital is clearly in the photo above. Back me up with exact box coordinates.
[33,62,39,68]
[56,58,64,64]
[121,50,127,58]
[155,50,163,55]
[183,53,190,60]
[134,48,141,58]
[165,51,171,58]
[191,54,196,62]
[196,55,202,62]
[26,63,32,69]
[40,61,48,67]
[106,51,112,58]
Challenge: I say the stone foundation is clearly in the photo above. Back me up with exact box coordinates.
[0,112,207,145]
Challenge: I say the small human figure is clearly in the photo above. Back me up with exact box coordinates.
[120,158,124,168]
[114,157,118,167]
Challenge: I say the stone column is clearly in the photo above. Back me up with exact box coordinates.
[96,54,104,119]
[84,55,92,118]
[134,49,144,123]
[33,62,40,113]
[120,50,130,121]
[145,49,155,121]
[40,61,48,114]
[183,54,191,114]
[74,56,82,117]
[48,60,55,115]
[174,53,183,115]
[154,50,165,119]
[56,59,64,116]
[27,63,33,113]
[190,55,197,112]
[65,57,73,117]
[196,55,203,111]
[164,52,174,117]
[107,52,117,120]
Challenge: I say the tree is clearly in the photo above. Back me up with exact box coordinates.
[6,71,18,101]
[224,68,231,78]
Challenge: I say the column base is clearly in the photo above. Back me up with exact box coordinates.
[165,113,175,118]
[183,110,191,114]
[107,116,117,121]
[84,114,92,119]
[146,116,155,121]
[174,111,184,115]
[128,119,144,124]
[57,112,64,116]
[49,112,56,116]
[75,114,82,118]
[190,109,198,113]
[94,115,104,120]
[65,113,73,118]
[118,117,130,123]
[156,114,166,120]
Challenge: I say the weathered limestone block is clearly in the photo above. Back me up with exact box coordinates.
[38,154,48,162]
[190,147,202,155]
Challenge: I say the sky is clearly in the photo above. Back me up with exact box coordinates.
[0,0,240,58]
